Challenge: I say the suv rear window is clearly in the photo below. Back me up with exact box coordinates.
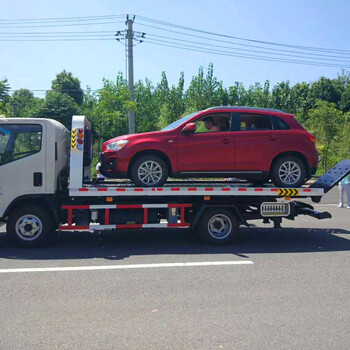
[272,116,290,130]
[0,124,42,165]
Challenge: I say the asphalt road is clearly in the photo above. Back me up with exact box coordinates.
[0,187,350,349]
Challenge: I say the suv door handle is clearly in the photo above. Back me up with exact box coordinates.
[269,135,278,141]
[222,139,231,144]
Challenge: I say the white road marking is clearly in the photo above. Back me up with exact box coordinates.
[0,260,253,274]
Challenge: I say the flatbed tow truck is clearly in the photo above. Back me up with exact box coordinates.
[0,115,349,247]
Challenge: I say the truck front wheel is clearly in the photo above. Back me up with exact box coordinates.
[7,205,56,247]
[197,208,240,245]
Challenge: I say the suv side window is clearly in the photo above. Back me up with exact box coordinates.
[240,114,272,131]
[0,124,42,165]
[194,113,231,133]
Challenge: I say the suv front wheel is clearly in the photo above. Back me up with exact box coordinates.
[130,154,169,187]
[271,156,306,188]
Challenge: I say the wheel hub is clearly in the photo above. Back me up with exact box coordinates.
[15,215,43,241]
[278,161,301,185]
[138,160,163,185]
[207,214,232,239]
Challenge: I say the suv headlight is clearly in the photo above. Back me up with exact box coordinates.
[106,140,129,151]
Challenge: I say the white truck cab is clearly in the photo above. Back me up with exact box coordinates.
[0,117,69,220]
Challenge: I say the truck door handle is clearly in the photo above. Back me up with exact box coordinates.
[33,172,43,187]
[269,135,278,141]
[222,139,231,144]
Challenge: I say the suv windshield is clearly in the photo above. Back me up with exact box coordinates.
[161,112,199,131]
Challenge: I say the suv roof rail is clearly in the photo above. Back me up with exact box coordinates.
[206,106,287,113]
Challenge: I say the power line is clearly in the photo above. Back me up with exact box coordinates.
[145,33,350,63]
[135,22,350,58]
[0,38,115,42]
[0,14,123,22]
[136,15,350,54]
[0,17,123,25]
[0,34,116,38]
[9,89,100,92]
[142,38,350,68]
[0,20,123,29]
[0,30,116,34]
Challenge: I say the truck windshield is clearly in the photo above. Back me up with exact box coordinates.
[161,112,199,131]
[0,124,42,165]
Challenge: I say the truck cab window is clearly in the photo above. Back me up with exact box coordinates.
[0,124,42,165]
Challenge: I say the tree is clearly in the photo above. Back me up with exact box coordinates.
[39,91,79,128]
[332,113,350,163]
[160,72,186,126]
[135,79,159,133]
[154,71,170,107]
[51,70,84,105]
[306,100,343,172]
[271,81,292,112]
[339,84,350,112]
[91,73,135,142]
[290,82,311,122]
[309,77,341,106]
[227,82,246,106]
[79,87,97,119]
[7,89,42,117]
[185,63,221,111]
[0,78,10,114]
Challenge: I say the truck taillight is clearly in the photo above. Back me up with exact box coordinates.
[306,133,315,143]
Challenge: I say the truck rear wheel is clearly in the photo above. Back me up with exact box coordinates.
[197,208,240,245]
[7,205,56,247]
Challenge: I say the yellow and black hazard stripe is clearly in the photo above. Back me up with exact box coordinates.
[71,128,77,149]
[278,188,300,197]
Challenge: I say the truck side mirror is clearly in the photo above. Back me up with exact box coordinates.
[182,123,196,134]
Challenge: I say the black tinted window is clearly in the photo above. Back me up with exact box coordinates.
[0,124,42,165]
[240,114,272,131]
[272,116,290,130]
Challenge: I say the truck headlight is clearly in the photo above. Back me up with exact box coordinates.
[106,140,129,151]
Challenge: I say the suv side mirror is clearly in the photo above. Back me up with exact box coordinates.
[182,123,196,134]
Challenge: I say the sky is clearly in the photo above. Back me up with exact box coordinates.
[1,0,350,96]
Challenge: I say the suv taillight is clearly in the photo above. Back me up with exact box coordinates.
[306,133,315,143]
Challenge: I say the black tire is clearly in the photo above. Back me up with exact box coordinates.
[270,156,306,188]
[197,208,240,245]
[7,205,56,247]
[130,154,168,187]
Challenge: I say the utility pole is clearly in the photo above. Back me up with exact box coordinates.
[115,15,145,134]
[12,102,18,117]
[126,15,135,134]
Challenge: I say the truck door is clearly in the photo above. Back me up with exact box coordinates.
[0,122,46,219]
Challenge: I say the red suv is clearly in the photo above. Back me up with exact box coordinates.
[101,107,318,187]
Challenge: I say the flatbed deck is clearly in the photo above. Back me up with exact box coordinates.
[72,180,324,198]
